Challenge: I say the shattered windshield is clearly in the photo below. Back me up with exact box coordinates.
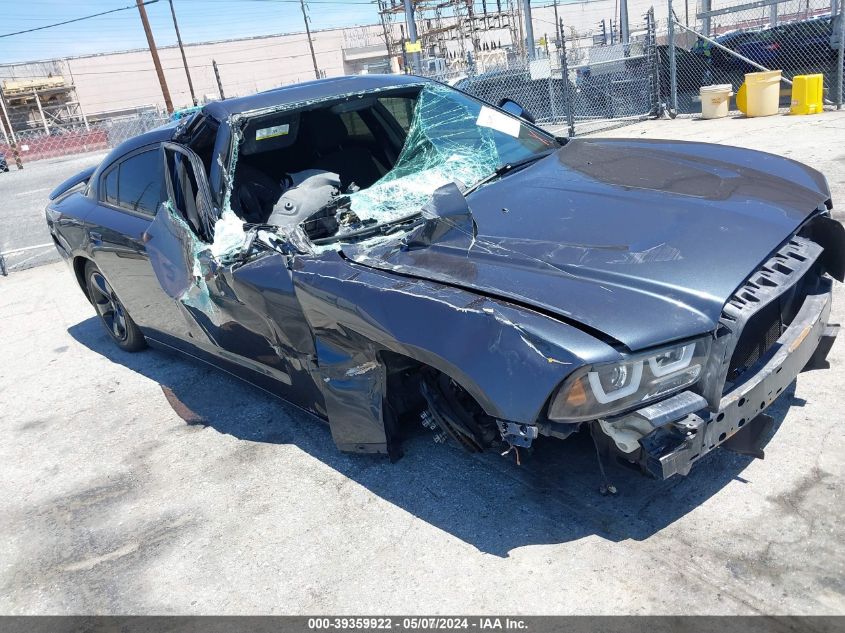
[213,82,557,261]
[345,83,554,226]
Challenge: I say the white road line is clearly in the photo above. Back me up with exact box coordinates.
[14,187,49,197]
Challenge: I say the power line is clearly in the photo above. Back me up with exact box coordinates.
[0,1,160,39]
[0,49,328,79]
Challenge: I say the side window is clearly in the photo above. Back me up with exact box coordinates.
[339,110,374,143]
[117,150,163,215]
[163,147,208,240]
[378,97,415,135]
[100,148,163,215]
[104,167,119,206]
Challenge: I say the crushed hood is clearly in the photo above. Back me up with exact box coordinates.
[344,138,831,351]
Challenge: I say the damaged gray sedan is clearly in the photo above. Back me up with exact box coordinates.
[46,75,844,480]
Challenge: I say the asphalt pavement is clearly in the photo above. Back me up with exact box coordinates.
[0,151,106,273]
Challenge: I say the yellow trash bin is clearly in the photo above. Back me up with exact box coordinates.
[736,82,748,114]
[700,84,733,119]
[791,74,824,115]
[743,70,781,117]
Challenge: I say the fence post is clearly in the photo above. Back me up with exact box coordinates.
[558,18,576,137]
[544,34,559,120]
[667,0,679,115]
[700,0,711,36]
[838,0,845,108]
[646,7,662,117]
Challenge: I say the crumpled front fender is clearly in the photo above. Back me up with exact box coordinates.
[292,253,617,453]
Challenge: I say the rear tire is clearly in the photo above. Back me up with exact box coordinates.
[85,261,146,352]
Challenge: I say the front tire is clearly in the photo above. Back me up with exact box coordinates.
[85,261,146,352]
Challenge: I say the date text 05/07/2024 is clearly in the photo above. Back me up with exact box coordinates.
[307,617,528,630]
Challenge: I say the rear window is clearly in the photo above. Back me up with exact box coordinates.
[101,148,163,215]
[118,150,163,215]
[339,110,375,143]
[379,97,415,134]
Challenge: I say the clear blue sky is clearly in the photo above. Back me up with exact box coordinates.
[0,0,383,64]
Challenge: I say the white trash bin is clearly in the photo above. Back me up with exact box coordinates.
[700,84,733,119]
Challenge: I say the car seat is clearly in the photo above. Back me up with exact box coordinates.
[298,110,384,190]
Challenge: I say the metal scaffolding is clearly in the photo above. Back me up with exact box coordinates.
[377,0,522,73]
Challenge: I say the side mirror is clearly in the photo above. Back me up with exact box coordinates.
[497,98,536,124]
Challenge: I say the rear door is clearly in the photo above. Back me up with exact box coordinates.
[85,144,190,339]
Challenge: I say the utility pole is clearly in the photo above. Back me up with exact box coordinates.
[212,60,225,100]
[522,0,535,59]
[553,0,561,45]
[299,0,321,79]
[402,0,421,74]
[168,0,197,106]
[377,0,392,63]
[136,0,174,113]
[619,0,630,45]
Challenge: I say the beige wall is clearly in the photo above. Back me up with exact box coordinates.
[3,24,387,117]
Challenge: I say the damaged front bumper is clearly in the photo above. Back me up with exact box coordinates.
[602,286,837,480]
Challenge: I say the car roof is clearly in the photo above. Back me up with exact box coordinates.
[107,75,429,154]
[202,74,429,121]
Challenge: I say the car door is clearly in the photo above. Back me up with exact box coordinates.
[145,142,323,408]
[85,145,193,341]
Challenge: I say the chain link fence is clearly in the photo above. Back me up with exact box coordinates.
[417,12,660,137]
[0,81,171,275]
[663,0,845,115]
[0,98,170,169]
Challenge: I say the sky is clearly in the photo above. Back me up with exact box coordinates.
[0,0,384,64]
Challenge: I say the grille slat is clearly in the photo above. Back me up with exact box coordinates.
[720,236,823,390]
[726,300,783,382]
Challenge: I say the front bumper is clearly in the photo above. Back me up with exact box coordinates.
[626,286,836,479]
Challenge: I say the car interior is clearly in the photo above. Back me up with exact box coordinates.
[228,88,419,232]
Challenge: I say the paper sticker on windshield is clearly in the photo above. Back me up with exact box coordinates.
[476,106,520,138]
[256,124,290,141]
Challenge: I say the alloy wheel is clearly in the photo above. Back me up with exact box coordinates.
[89,271,128,342]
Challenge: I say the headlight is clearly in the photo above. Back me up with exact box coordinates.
[548,338,710,422]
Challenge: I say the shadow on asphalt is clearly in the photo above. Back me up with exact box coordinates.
[69,315,803,557]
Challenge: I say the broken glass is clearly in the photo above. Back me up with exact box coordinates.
[214,81,552,259]
[345,83,504,226]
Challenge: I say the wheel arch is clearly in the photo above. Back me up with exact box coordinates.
[73,255,94,303]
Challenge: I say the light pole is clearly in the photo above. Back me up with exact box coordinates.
[299,0,321,79]
[168,0,197,106]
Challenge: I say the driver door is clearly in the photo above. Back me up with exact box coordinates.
[145,142,312,399]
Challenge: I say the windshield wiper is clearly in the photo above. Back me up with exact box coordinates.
[464,148,557,196]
